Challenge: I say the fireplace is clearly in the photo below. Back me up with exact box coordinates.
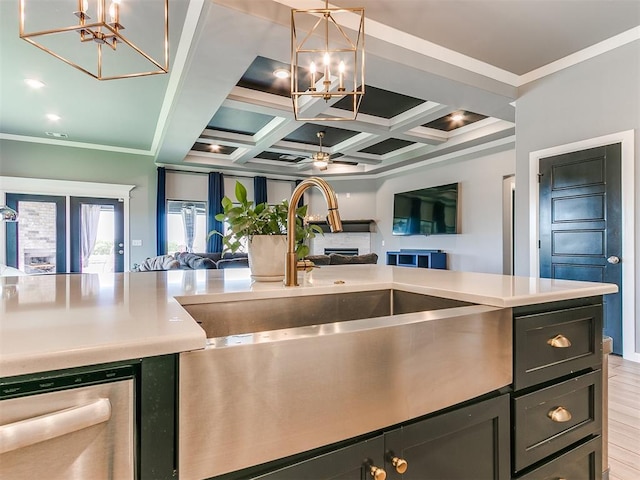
[23,249,56,273]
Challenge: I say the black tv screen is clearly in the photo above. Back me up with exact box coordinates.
[392,183,460,235]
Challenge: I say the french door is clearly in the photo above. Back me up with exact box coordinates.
[70,197,125,273]
[5,194,125,274]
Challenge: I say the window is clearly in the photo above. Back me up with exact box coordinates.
[167,200,207,254]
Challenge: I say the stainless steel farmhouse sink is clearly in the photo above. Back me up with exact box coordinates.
[178,289,513,480]
[182,289,473,338]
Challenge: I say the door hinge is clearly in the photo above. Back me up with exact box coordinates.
[538,240,541,248]
[537,173,543,183]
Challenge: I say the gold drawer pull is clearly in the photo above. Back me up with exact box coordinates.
[547,334,572,348]
[369,465,386,480]
[391,456,408,474]
[548,406,572,423]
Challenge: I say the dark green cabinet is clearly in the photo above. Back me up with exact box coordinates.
[249,394,510,480]
[511,297,603,479]
[385,394,510,480]
[252,435,385,480]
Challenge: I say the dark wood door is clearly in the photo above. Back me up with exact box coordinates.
[539,143,622,354]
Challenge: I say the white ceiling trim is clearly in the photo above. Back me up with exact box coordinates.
[151,0,208,157]
[517,26,640,87]
[368,135,516,179]
[0,176,134,198]
[0,133,154,156]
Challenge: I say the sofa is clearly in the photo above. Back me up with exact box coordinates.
[133,252,378,272]
[305,253,378,266]
[133,252,248,272]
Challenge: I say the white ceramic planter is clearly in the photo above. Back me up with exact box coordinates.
[247,235,287,282]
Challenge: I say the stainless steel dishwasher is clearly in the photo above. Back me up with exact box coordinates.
[0,365,135,480]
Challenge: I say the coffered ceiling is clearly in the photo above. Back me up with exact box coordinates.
[1,0,638,179]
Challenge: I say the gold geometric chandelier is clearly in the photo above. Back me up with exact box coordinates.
[291,0,365,121]
[19,0,169,80]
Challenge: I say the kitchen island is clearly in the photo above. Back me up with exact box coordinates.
[1,266,617,479]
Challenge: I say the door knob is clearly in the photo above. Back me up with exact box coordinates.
[607,256,620,264]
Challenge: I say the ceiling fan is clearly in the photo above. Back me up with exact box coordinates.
[310,131,331,171]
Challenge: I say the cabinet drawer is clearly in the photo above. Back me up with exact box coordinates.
[513,370,601,473]
[514,304,602,390]
[514,435,602,480]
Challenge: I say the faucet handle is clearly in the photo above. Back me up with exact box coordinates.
[296,259,316,271]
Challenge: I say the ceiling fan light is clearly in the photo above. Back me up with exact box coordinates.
[313,158,329,169]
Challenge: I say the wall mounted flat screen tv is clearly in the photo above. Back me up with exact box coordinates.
[392,183,460,235]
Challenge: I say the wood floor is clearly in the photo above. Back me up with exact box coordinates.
[607,355,640,480]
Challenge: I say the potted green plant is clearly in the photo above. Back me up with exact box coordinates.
[209,181,323,281]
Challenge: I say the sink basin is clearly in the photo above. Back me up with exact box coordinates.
[182,289,473,338]
[178,288,511,480]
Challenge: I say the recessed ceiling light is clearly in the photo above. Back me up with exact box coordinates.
[273,68,290,79]
[209,144,221,152]
[46,113,61,121]
[24,78,45,89]
[450,113,465,122]
[45,132,68,138]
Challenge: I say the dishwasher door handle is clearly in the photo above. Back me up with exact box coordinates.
[0,398,112,454]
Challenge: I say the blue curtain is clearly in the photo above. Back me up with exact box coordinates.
[295,179,304,208]
[254,176,267,205]
[156,167,167,255]
[207,172,224,253]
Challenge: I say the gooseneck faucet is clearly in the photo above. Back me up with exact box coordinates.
[286,177,342,286]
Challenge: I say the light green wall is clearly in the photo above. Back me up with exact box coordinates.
[0,139,158,266]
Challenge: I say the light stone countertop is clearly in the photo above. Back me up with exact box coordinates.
[0,265,617,378]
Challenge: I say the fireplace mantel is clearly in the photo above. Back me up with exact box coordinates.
[308,219,376,233]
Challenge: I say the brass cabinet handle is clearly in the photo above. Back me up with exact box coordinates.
[547,406,572,422]
[547,334,572,348]
[369,465,387,480]
[391,456,408,474]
